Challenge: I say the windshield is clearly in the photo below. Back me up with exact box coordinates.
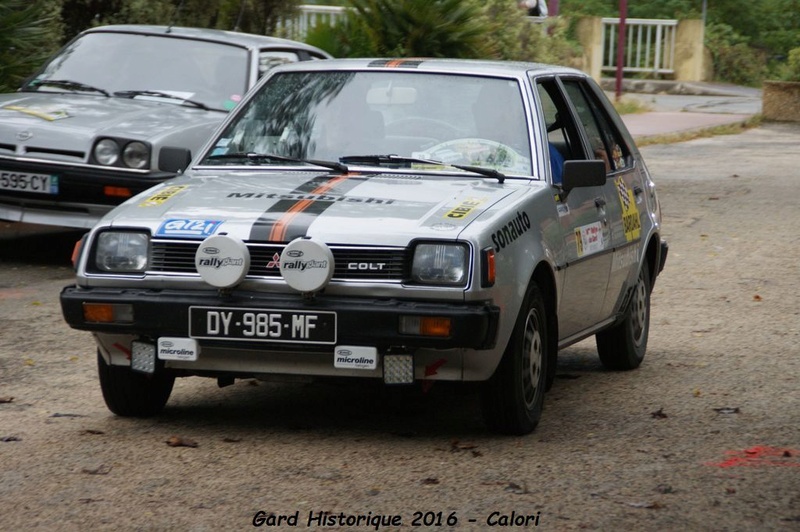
[203,71,533,174]
[24,32,248,111]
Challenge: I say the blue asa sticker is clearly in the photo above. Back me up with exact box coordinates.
[156,219,223,239]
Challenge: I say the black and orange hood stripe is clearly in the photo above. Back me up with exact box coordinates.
[249,173,364,242]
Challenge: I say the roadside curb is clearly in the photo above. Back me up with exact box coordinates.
[601,78,762,98]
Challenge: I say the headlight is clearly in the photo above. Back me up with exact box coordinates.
[122,141,150,169]
[411,242,468,286]
[94,231,149,273]
[94,139,120,165]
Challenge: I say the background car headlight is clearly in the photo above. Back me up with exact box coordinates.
[95,231,149,273]
[122,141,150,169]
[94,139,120,165]
[411,242,468,285]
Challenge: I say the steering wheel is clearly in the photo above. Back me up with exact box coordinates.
[415,137,530,173]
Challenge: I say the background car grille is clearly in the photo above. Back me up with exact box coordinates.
[149,241,410,281]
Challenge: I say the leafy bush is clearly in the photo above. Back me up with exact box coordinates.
[306,0,580,64]
[0,0,61,91]
[705,23,767,86]
[774,47,800,82]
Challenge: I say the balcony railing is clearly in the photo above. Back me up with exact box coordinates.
[601,18,677,76]
[277,5,347,40]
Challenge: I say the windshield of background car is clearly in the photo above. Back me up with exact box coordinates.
[24,32,248,111]
[202,70,533,175]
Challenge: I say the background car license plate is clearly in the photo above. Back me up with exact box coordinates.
[189,306,336,344]
[0,170,58,194]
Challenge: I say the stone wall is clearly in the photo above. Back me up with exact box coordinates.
[762,81,800,122]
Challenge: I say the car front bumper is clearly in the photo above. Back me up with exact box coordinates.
[60,286,500,352]
[0,157,176,227]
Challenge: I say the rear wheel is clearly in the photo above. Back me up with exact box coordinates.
[97,350,174,417]
[596,265,651,370]
[482,283,549,435]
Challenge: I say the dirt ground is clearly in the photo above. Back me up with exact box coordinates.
[0,123,798,531]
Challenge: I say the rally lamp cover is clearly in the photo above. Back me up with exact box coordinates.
[194,234,250,288]
[279,237,334,294]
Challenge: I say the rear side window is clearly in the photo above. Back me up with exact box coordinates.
[258,50,302,77]
[561,80,630,172]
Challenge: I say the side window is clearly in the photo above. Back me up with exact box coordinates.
[562,80,630,172]
[258,50,301,78]
[534,78,586,183]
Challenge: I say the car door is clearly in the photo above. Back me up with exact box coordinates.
[561,79,644,319]
[534,77,612,339]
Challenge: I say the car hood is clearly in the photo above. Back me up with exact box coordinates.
[0,92,222,149]
[108,169,524,246]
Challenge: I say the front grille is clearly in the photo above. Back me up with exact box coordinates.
[149,240,410,281]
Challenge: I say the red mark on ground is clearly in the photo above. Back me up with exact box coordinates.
[705,446,800,468]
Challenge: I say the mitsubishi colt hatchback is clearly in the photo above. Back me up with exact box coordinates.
[0,25,330,228]
[61,58,668,434]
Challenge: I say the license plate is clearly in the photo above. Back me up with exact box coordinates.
[189,306,337,344]
[0,170,58,194]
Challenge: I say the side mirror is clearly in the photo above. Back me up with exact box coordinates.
[158,147,192,174]
[560,160,606,195]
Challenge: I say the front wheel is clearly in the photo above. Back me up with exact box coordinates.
[596,265,651,370]
[97,350,174,417]
[482,283,549,435]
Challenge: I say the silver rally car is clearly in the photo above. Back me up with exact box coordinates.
[60,58,668,434]
[0,25,330,228]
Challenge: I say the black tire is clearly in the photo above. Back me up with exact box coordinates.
[596,265,651,370]
[97,350,175,417]
[482,283,549,435]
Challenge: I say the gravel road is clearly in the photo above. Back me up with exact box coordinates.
[1,123,798,531]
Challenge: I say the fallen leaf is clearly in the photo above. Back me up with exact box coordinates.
[1,436,21,442]
[51,412,87,418]
[166,435,198,448]
[713,407,740,415]
[81,429,105,435]
[753,294,762,301]
[693,389,702,397]
[222,437,242,443]
[23,359,35,366]
[725,487,736,494]
[450,440,478,452]
[0,396,13,404]
[651,407,668,419]
[421,477,439,485]
[627,501,664,509]
[82,464,112,475]
[504,482,528,494]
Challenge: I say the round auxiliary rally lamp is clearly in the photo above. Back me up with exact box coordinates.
[194,234,251,289]
[279,237,335,295]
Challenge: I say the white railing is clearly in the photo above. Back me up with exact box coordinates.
[601,18,677,76]
[277,5,347,40]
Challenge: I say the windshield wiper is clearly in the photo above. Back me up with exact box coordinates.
[339,154,506,183]
[113,90,212,110]
[451,164,506,184]
[339,154,441,166]
[28,79,110,96]
[206,152,349,174]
